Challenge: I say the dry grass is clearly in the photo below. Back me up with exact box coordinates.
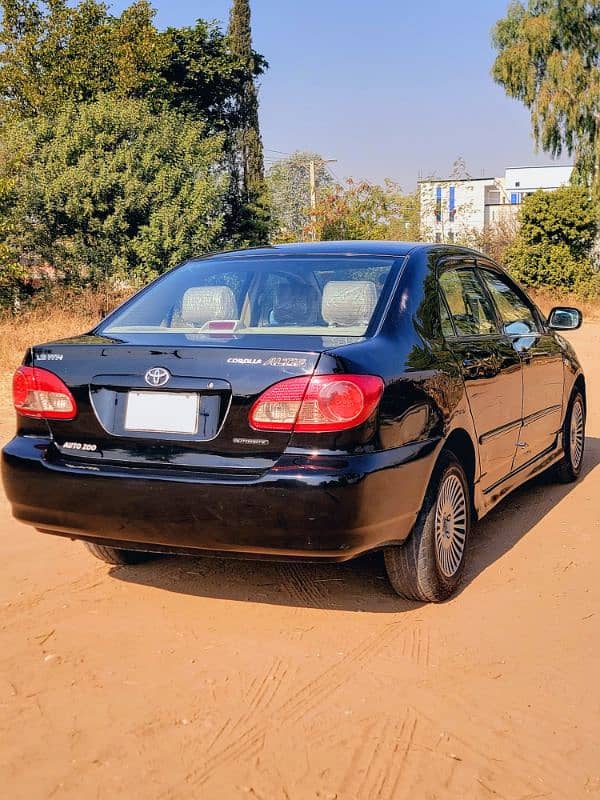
[0,289,129,415]
[0,287,133,371]
[529,290,600,321]
[1,306,98,374]
[0,307,97,416]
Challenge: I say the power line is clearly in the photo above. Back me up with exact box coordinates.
[264,148,295,156]
[325,164,342,184]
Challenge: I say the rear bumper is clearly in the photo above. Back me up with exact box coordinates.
[2,435,438,562]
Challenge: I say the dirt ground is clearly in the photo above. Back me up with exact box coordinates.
[1,327,599,800]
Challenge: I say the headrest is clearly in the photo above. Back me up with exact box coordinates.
[181,286,238,326]
[321,281,378,327]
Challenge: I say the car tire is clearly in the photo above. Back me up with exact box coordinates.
[84,542,154,566]
[555,390,586,484]
[384,450,471,602]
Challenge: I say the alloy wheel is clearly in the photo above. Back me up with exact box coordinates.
[434,472,467,578]
[570,397,585,470]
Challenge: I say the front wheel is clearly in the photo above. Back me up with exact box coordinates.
[84,542,154,566]
[384,450,471,602]
[555,391,586,484]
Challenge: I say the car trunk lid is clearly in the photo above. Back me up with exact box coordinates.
[33,340,321,473]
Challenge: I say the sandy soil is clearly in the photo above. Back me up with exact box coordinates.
[1,327,599,800]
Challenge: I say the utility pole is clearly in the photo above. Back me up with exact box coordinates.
[308,157,337,241]
[309,160,317,241]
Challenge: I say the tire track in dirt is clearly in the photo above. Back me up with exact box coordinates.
[279,564,333,609]
[2,567,103,615]
[400,625,430,666]
[340,709,419,800]
[176,623,404,792]
[339,703,546,800]
[411,701,573,799]
[223,657,289,747]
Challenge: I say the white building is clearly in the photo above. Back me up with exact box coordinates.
[419,164,573,242]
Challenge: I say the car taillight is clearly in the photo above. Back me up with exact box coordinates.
[12,366,77,419]
[249,374,384,433]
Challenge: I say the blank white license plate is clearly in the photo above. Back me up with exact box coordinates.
[124,391,199,434]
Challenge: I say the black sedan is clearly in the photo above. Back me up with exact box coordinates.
[1,242,586,601]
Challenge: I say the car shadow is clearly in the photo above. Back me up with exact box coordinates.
[110,436,600,613]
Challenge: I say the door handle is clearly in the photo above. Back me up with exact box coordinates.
[521,351,550,363]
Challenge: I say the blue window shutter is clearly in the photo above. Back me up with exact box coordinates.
[449,186,456,221]
[435,186,442,222]
[510,193,519,204]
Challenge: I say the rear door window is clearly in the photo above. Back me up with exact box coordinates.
[439,268,498,337]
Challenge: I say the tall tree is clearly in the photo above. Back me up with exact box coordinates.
[228,0,265,199]
[0,0,266,134]
[267,152,333,242]
[0,0,169,119]
[0,0,271,292]
[492,1,600,199]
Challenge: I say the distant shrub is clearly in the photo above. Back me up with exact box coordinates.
[505,186,600,298]
[471,215,520,266]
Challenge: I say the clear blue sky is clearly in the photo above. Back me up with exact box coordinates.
[113,0,570,189]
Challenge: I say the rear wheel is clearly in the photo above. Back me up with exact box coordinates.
[84,542,154,566]
[555,391,585,484]
[384,450,471,602]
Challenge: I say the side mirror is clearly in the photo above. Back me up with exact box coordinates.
[547,306,583,331]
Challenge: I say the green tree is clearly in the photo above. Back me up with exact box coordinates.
[504,185,600,295]
[228,0,265,197]
[225,0,269,245]
[0,0,271,295]
[266,152,333,242]
[0,119,32,305]
[313,179,420,242]
[0,0,170,118]
[158,19,260,129]
[492,1,600,198]
[0,0,267,138]
[0,96,226,287]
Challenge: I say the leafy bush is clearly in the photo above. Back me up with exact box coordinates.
[0,96,227,289]
[505,186,600,298]
[0,0,268,308]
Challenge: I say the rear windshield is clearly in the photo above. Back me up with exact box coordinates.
[100,256,397,338]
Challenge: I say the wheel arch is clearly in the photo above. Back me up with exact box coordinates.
[441,427,477,513]
[573,373,586,409]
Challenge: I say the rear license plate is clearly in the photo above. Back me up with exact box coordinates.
[124,391,199,434]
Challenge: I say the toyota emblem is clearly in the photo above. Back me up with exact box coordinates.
[144,367,171,387]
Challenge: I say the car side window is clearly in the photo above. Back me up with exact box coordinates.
[479,269,539,336]
[439,292,455,338]
[438,268,497,337]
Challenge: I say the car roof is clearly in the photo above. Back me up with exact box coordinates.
[197,241,450,261]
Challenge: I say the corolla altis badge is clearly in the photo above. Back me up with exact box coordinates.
[225,356,308,368]
[145,367,171,387]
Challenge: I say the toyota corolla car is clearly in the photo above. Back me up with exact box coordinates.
[1,242,586,601]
